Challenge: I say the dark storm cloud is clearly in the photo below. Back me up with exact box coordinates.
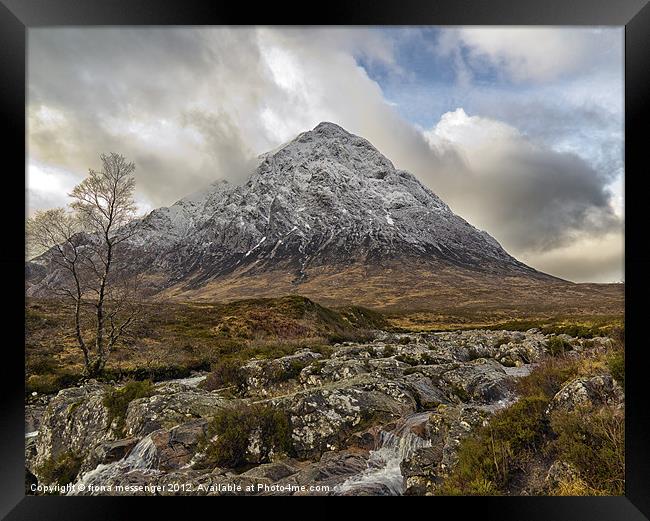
[420,108,622,254]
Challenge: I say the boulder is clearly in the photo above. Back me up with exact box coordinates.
[496,337,547,366]
[33,381,114,475]
[79,438,139,475]
[275,450,370,495]
[545,460,580,488]
[242,350,323,396]
[148,419,208,471]
[440,358,512,403]
[124,387,225,438]
[239,460,300,482]
[400,374,451,409]
[546,374,624,415]
[401,404,491,495]
[276,377,416,459]
[299,358,370,387]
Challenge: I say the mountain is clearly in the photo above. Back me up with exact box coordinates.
[27,122,623,312]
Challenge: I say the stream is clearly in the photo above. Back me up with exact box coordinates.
[334,412,432,495]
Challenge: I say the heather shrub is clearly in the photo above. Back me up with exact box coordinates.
[103,380,154,435]
[199,404,294,468]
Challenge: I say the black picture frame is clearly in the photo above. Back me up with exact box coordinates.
[2,0,648,518]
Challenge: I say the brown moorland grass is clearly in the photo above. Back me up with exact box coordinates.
[25,295,384,394]
[25,285,623,395]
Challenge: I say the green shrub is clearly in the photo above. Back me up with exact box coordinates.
[550,406,624,495]
[438,339,625,497]
[327,330,374,344]
[37,451,83,486]
[489,396,549,452]
[609,326,625,344]
[103,380,154,435]
[516,357,579,400]
[199,404,294,469]
[202,358,246,392]
[542,324,597,339]
[547,337,573,357]
[606,350,625,388]
[269,359,310,382]
[101,364,206,384]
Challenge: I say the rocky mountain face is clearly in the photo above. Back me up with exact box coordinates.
[27,122,558,307]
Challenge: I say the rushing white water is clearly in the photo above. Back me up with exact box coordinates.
[69,434,160,495]
[334,413,432,496]
[25,431,39,439]
[503,364,535,378]
[166,374,207,387]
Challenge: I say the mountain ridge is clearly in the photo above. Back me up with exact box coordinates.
[132,122,546,282]
[29,121,612,311]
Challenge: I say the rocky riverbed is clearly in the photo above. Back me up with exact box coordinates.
[25,328,618,496]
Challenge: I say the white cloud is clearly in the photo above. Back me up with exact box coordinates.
[442,27,622,83]
[27,162,81,214]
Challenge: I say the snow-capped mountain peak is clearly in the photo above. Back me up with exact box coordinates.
[28,122,546,301]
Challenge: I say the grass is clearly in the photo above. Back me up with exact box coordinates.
[546,337,573,357]
[550,405,624,495]
[201,359,246,393]
[25,296,381,395]
[388,311,623,337]
[437,396,549,495]
[606,350,625,388]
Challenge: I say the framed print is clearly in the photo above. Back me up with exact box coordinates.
[2,0,649,518]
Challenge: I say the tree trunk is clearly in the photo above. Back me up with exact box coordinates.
[84,356,106,378]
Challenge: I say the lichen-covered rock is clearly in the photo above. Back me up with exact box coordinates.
[400,374,452,409]
[148,419,208,471]
[79,438,139,475]
[274,450,370,495]
[25,435,39,476]
[440,358,512,403]
[277,378,416,458]
[124,386,225,438]
[496,336,547,366]
[401,404,492,495]
[545,460,580,488]
[25,395,50,433]
[239,460,300,482]
[33,327,591,496]
[242,350,323,396]
[34,381,114,476]
[546,374,624,415]
[299,358,370,387]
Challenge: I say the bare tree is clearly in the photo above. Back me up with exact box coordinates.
[27,153,141,377]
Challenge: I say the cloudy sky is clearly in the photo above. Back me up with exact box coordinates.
[27,27,624,283]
